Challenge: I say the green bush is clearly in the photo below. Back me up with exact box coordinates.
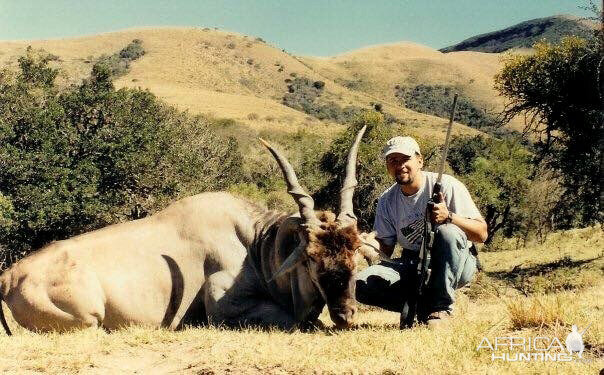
[119,39,145,60]
[96,39,146,78]
[95,54,130,77]
[448,135,532,242]
[0,52,243,264]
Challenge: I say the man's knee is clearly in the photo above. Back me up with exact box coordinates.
[434,224,467,251]
[354,264,402,309]
[355,264,401,285]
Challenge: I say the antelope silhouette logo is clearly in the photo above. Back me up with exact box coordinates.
[565,324,590,358]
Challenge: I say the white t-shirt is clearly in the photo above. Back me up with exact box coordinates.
[373,171,483,251]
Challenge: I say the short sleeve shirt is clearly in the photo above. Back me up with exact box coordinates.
[373,172,483,251]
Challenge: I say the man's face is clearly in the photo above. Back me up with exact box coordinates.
[385,153,423,185]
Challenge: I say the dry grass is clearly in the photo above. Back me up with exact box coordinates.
[0,226,602,374]
[506,294,567,329]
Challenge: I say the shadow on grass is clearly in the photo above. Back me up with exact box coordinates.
[484,256,603,295]
[314,322,400,336]
[486,256,599,281]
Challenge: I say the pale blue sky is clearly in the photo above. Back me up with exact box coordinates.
[0,0,593,56]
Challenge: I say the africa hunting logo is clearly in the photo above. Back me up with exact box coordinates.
[477,324,592,362]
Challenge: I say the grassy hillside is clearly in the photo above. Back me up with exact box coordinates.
[0,226,601,374]
[0,28,490,140]
[299,42,526,131]
[440,15,595,53]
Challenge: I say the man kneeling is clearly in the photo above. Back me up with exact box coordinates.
[356,136,488,327]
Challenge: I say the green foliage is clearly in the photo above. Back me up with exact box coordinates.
[448,135,532,242]
[495,36,603,227]
[248,128,330,200]
[17,47,58,87]
[447,134,491,175]
[209,115,331,213]
[394,85,505,134]
[95,39,146,78]
[0,51,242,262]
[119,39,145,60]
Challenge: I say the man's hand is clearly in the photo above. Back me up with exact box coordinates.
[430,192,450,224]
[428,192,489,243]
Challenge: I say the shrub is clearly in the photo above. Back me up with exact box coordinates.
[313,81,325,89]
[0,52,243,264]
[394,84,501,131]
[448,135,532,242]
[118,39,145,60]
[96,54,129,77]
[95,39,146,78]
[495,37,603,227]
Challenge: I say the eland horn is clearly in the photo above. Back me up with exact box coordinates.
[259,138,321,227]
[336,125,367,227]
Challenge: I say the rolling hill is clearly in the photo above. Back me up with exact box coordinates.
[1,15,596,141]
[298,42,516,130]
[440,14,595,53]
[0,27,505,141]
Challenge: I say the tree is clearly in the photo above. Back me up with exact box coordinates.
[448,135,533,243]
[495,35,603,227]
[0,50,243,264]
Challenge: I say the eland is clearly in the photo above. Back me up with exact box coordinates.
[0,126,370,333]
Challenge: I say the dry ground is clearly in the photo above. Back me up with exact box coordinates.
[0,226,601,374]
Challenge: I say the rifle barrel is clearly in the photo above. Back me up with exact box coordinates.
[436,93,458,183]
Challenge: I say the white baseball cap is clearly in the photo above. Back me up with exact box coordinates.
[382,136,421,159]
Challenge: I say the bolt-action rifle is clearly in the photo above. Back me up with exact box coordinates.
[400,94,458,329]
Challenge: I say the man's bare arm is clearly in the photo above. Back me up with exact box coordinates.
[450,215,488,243]
[358,232,394,263]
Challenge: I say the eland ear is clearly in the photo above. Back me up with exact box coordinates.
[270,243,306,282]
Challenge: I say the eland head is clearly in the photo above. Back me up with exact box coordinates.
[260,125,367,329]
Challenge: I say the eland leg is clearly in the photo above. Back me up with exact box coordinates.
[234,301,297,330]
[203,271,297,330]
[4,268,105,332]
